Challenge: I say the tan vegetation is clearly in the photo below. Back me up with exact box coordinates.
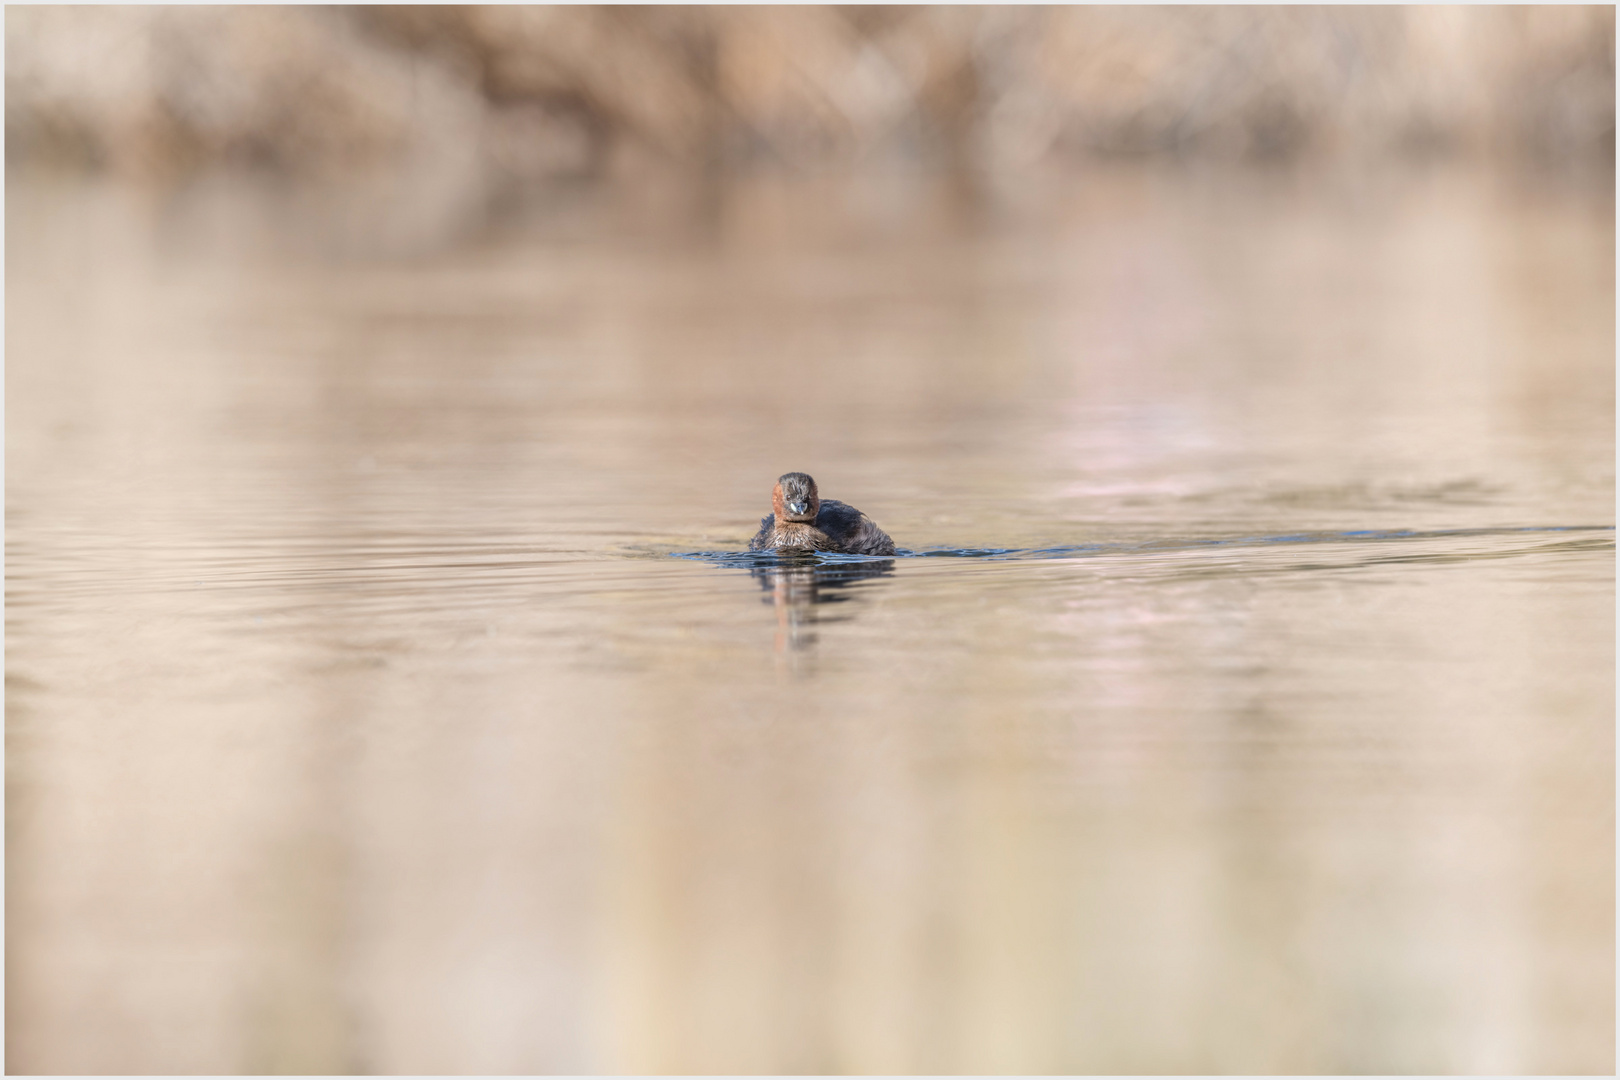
[7,6,1613,180]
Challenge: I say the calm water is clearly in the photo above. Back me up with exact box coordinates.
[7,164,1614,1074]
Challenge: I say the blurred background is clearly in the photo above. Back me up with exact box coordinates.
[7,5,1615,1075]
[8,6,1616,179]
[6,6,1613,177]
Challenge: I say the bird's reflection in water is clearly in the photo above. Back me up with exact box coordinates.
[752,558,895,652]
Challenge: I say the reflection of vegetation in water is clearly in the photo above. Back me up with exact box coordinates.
[7,153,1613,1075]
[751,558,895,653]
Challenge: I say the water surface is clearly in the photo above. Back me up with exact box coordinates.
[7,164,1614,1073]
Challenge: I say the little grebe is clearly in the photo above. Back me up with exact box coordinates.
[749,472,896,556]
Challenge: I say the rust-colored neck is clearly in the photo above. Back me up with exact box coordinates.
[772,480,820,523]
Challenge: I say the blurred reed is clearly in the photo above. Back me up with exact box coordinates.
[6,5,1613,183]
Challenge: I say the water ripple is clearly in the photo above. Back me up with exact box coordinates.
[671,525,1615,568]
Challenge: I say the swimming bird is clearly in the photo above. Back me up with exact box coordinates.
[749,472,896,556]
